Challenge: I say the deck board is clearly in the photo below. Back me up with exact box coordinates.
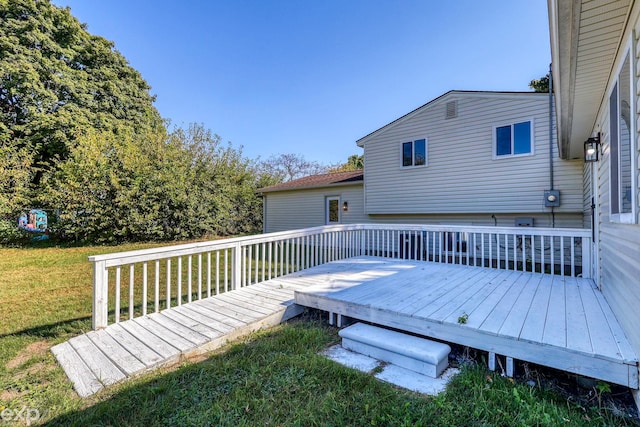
[134,316,201,350]
[565,277,593,354]
[105,324,165,367]
[577,279,620,360]
[118,319,181,359]
[442,270,517,325]
[85,330,146,375]
[462,270,520,329]
[184,304,240,333]
[496,274,539,338]
[50,342,104,397]
[394,267,479,316]
[161,306,231,338]
[478,272,530,333]
[542,276,567,348]
[144,313,209,346]
[585,282,637,363]
[519,274,554,344]
[68,334,126,385]
[430,269,508,323]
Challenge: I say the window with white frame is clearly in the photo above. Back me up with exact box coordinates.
[494,120,533,157]
[401,138,427,167]
[609,52,635,223]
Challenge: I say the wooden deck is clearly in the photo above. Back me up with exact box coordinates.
[291,257,638,388]
[54,255,638,397]
[52,280,313,397]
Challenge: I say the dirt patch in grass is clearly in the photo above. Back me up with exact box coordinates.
[6,341,51,369]
[0,388,25,402]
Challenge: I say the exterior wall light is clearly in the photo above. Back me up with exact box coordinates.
[584,133,600,163]
[342,201,348,212]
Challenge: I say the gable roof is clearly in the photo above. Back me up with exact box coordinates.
[257,170,363,193]
[356,90,548,147]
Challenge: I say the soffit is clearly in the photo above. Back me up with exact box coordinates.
[550,0,630,159]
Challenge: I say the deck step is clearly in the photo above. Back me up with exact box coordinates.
[338,323,450,378]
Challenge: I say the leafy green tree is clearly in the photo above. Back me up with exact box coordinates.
[0,0,162,237]
[172,128,265,237]
[42,124,265,243]
[1,2,269,244]
[0,139,33,243]
[41,129,160,242]
[330,154,363,172]
[529,73,550,93]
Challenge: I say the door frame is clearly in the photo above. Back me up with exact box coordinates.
[325,196,341,225]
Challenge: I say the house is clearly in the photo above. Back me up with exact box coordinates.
[549,0,640,400]
[258,170,367,232]
[59,1,640,406]
[260,91,584,233]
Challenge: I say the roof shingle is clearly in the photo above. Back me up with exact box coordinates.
[258,170,363,193]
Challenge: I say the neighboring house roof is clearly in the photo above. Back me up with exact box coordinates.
[258,170,363,193]
[548,0,630,160]
[356,90,548,147]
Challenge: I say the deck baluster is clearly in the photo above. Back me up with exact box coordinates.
[155,260,160,312]
[166,259,171,309]
[129,265,134,318]
[177,257,182,305]
[115,266,121,323]
[142,262,148,316]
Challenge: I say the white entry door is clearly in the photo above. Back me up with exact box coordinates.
[326,196,340,224]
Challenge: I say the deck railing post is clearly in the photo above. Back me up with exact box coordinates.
[92,259,109,330]
[232,242,242,290]
[582,236,592,279]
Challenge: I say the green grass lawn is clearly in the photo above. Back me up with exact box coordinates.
[1,243,638,426]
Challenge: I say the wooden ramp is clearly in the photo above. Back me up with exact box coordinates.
[291,257,639,389]
[52,280,311,397]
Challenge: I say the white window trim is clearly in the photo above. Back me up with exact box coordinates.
[399,137,429,169]
[608,44,637,224]
[492,118,535,160]
[325,196,341,225]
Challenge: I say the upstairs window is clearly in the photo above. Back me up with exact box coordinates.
[494,120,533,157]
[401,138,427,167]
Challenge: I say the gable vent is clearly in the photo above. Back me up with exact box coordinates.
[445,100,458,119]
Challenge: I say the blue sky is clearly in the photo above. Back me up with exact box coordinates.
[52,0,551,165]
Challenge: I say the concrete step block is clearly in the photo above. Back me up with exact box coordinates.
[339,323,450,378]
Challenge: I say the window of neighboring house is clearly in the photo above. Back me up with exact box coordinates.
[610,52,635,223]
[401,138,427,167]
[326,196,340,224]
[494,120,533,157]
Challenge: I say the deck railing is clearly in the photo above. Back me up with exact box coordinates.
[90,224,592,329]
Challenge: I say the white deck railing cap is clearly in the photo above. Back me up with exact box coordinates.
[89,223,591,266]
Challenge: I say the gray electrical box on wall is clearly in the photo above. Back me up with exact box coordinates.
[515,217,534,227]
[544,190,560,207]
